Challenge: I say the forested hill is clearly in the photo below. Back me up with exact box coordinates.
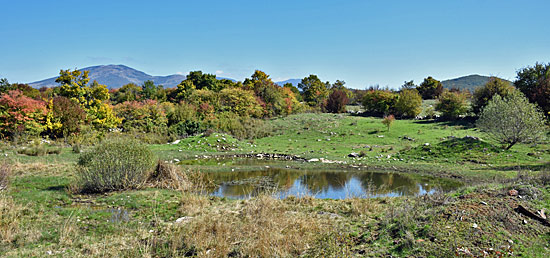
[441,75,513,92]
[28,65,236,89]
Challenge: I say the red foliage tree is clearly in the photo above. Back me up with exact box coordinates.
[0,90,47,138]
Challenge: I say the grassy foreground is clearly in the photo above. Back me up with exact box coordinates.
[1,113,549,257]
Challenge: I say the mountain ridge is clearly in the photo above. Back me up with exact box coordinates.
[441,74,513,92]
[29,65,237,89]
[28,65,511,91]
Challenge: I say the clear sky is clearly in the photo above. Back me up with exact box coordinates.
[1,0,549,89]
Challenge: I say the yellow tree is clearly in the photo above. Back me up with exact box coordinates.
[55,69,121,130]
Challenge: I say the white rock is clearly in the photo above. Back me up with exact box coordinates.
[175,216,194,223]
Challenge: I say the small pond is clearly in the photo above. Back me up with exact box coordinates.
[202,168,460,199]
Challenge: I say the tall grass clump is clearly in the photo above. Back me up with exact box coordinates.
[0,162,10,191]
[76,138,156,193]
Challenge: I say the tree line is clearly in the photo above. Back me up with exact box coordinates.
[0,62,548,148]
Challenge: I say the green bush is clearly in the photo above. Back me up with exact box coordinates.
[435,91,468,120]
[361,90,397,116]
[395,89,422,118]
[472,77,515,115]
[169,120,204,138]
[76,138,156,193]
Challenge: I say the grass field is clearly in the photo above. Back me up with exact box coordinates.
[0,113,549,257]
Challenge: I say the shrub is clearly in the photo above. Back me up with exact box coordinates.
[219,88,263,117]
[382,115,395,131]
[113,100,168,133]
[0,90,47,139]
[76,138,156,193]
[326,89,349,113]
[169,120,204,138]
[395,89,422,118]
[361,90,397,116]
[435,91,468,120]
[472,77,515,115]
[46,96,87,138]
[477,91,547,150]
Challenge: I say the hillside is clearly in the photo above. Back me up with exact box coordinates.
[441,74,513,92]
[29,65,237,89]
[28,64,295,89]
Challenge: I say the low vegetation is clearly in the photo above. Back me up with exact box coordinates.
[75,138,157,193]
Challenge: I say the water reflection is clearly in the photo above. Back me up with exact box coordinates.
[206,168,458,199]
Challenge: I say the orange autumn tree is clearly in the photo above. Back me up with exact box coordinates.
[0,90,47,138]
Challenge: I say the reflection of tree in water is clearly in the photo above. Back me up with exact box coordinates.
[206,168,455,198]
[355,172,420,196]
[207,169,303,198]
[299,172,351,193]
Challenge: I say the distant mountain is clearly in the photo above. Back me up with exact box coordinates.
[275,79,301,87]
[29,65,237,89]
[441,75,512,92]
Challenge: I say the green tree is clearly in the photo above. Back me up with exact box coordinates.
[435,91,468,120]
[298,75,329,107]
[186,71,220,91]
[55,69,121,130]
[361,90,397,116]
[141,80,166,101]
[417,76,444,99]
[401,80,416,90]
[219,88,263,117]
[472,77,515,115]
[514,62,550,116]
[395,89,422,118]
[477,91,546,150]
[0,78,9,93]
[111,83,142,104]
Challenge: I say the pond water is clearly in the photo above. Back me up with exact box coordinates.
[204,168,459,199]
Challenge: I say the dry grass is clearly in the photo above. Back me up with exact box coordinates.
[0,193,22,244]
[170,194,337,257]
[0,162,10,191]
[148,162,216,192]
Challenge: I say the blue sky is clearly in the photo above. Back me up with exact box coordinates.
[1,0,549,89]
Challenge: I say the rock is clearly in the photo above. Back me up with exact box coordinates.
[508,189,519,196]
[402,136,415,141]
[317,211,341,219]
[463,135,481,141]
[538,209,546,219]
[175,216,193,223]
[348,152,359,158]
